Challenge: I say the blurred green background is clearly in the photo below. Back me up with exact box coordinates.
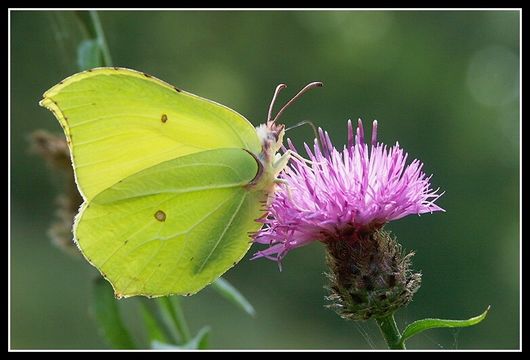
[10,10,519,349]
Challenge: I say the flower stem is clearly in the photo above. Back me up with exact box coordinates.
[375,313,405,349]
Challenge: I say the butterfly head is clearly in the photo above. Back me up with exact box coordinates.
[256,122,285,156]
[250,82,322,194]
[258,81,322,159]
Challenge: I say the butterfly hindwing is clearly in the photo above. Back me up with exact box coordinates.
[76,148,266,297]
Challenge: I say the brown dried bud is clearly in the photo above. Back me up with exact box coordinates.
[29,130,83,256]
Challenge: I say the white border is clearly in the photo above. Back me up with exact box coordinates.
[8,8,522,352]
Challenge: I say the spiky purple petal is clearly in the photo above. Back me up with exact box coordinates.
[253,120,444,262]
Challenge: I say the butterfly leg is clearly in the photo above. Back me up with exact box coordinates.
[281,149,319,167]
[271,152,296,202]
[271,151,292,177]
[273,178,294,202]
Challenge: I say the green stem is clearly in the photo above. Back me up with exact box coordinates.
[376,313,405,350]
[171,297,191,343]
[74,10,113,67]
[88,11,113,66]
[157,297,191,343]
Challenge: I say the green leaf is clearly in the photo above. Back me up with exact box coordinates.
[194,326,210,349]
[156,297,191,343]
[399,306,490,347]
[151,327,211,350]
[150,341,181,350]
[211,277,256,317]
[92,278,136,349]
[74,11,112,66]
[139,301,170,344]
[77,39,102,70]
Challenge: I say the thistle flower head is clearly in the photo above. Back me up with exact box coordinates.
[254,119,444,262]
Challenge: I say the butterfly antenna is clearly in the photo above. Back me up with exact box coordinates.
[267,84,287,123]
[285,120,319,140]
[270,82,323,125]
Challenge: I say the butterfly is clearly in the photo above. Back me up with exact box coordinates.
[40,67,321,298]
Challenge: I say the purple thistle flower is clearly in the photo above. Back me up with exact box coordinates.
[254,119,444,262]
